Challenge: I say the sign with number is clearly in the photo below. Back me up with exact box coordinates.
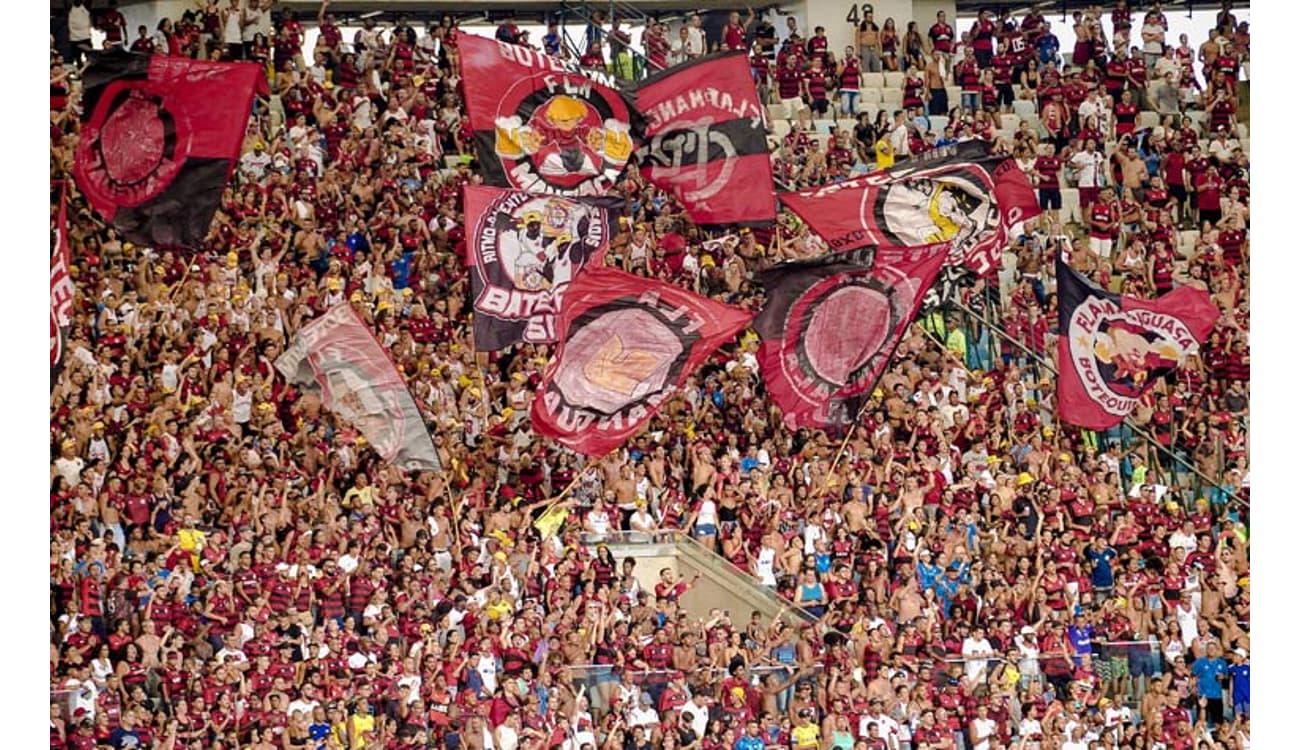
[846,4,875,24]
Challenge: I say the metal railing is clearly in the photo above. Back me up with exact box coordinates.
[926,295,1247,510]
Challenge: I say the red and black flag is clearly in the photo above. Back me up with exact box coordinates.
[460,34,638,197]
[531,267,752,455]
[1056,257,1218,430]
[465,185,620,351]
[51,182,74,368]
[754,244,948,432]
[73,50,267,249]
[635,52,776,226]
[779,140,1039,278]
[276,304,442,472]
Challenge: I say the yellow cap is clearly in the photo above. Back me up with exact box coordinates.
[1016,472,1034,486]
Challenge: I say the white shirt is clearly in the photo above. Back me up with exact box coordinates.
[859,713,901,747]
[889,124,910,156]
[961,637,993,682]
[971,717,997,750]
[68,5,92,42]
[627,705,660,727]
[1069,150,1105,188]
[286,697,320,717]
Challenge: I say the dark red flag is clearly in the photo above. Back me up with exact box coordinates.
[51,183,73,368]
[779,140,1039,277]
[1056,257,1219,430]
[635,52,776,226]
[754,244,948,432]
[73,50,267,249]
[531,267,752,455]
[460,34,638,197]
[465,185,620,351]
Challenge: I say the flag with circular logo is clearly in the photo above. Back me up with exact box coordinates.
[532,268,752,455]
[460,34,639,197]
[754,244,949,432]
[779,140,1039,278]
[1056,258,1218,430]
[465,185,621,351]
[73,50,267,249]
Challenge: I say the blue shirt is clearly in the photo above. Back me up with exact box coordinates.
[1228,663,1249,705]
[1192,657,1228,699]
[1086,547,1118,588]
[917,561,943,592]
[735,736,766,750]
[1067,624,1095,662]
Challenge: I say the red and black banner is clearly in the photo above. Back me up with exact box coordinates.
[51,182,73,368]
[755,244,948,432]
[779,140,1039,278]
[1056,257,1218,430]
[461,34,639,197]
[465,185,620,351]
[73,50,267,249]
[531,267,752,455]
[635,52,776,226]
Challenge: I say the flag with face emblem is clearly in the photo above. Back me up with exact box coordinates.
[460,34,639,197]
[465,185,620,351]
[1056,257,1217,430]
[778,140,1039,279]
[531,267,752,455]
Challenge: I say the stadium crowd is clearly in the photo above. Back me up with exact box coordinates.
[50,2,1250,749]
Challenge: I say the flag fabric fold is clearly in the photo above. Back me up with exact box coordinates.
[778,140,1039,278]
[276,304,442,471]
[635,52,776,226]
[465,185,620,351]
[73,50,267,249]
[754,244,949,432]
[51,183,74,368]
[1056,257,1219,430]
[460,34,638,197]
[531,267,752,455]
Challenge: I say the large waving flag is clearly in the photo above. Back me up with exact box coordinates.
[276,304,441,472]
[635,52,776,226]
[779,140,1039,278]
[532,267,752,455]
[465,185,620,351]
[754,245,948,432]
[51,183,74,368]
[460,34,638,197]
[1056,257,1218,430]
[73,50,267,248]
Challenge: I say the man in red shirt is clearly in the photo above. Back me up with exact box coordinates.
[929,10,955,58]
[1088,187,1118,260]
[723,9,754,52]
[97,0,127,49]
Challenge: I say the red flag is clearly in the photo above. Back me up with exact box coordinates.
[460,34,637,197]
[779,140,1039,277]
[51,183,73,367]
[73,50,267,249]
[754,244,949,431]
[531,268,751,455]
[276,304,442,472]
[636,53,776,226]
[1056,258,1219,430]
[464,185,620,350]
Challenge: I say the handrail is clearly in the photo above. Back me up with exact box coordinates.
[939,296,1247,509]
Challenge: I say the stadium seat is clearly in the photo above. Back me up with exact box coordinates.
[767,104,786,122]
[770,119,791,140]
[1060,188,1081,224]
[946,87,962,111]
[1184,110,1207,129]
[1236,123,1249,140]
[883,71,904,89]
[1178,230,1200,258]
[1011,99,1038,120]
[862,72,885,89]
[929,115,949,134]
[1240,137,1249,156]
[813,119,837,134]
[811,133,831,150]
[1137,111,1160,130]
[881,89,903,106]
[999,113,1020,131]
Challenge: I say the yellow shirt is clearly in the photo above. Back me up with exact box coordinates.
[792,723,820,748]
[177,528,205,552]
[349,713,375,749]
[875,138,895,170]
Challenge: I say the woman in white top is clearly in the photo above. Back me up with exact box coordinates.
[688,495,719,548]
[222,0,245,54]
